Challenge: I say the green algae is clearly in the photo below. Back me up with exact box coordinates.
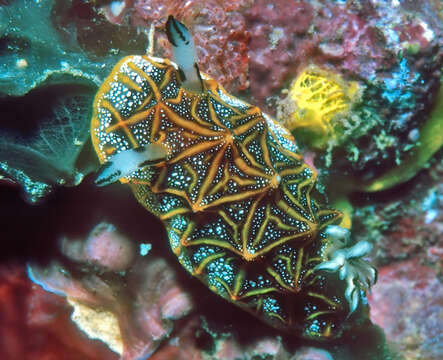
[0,85,97,203]
[0,0,147,97]
[0,0,149,202]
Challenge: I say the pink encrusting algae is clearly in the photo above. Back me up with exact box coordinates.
[101,0,252,93]
[0,263,118,360]
[369,259,443,360]
[28,222,193,360]
[244,0,398,113]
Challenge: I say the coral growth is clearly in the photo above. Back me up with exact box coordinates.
[23,221,355,359]
[61,222,136,272]
[104,0,252,93]
[0,263,116,360]
[369,259,443,360]
[246,0,442,185]
[352,152,443,359]
[28,222,193,359]
[4,258,383,360]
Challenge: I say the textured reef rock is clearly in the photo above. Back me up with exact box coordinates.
[369,259,443,360]
[28,222,193,359]
[0,261,341,360]
[101,0,253,93]
[257,0,443,186]
[0,263,117,360]
[354,153,443,360]
[245,0,397,112]
[353,160,443,274]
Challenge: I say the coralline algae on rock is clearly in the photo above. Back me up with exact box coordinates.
[105,0,252,93]
[0,263,117,360]
[369,259,443,360]
[293,1,440,189]
[28,223,193,359]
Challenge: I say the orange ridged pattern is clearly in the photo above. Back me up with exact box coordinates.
[91,54,348,340]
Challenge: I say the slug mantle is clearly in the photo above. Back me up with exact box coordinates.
[90,16,376,340]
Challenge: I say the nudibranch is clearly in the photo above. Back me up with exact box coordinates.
[90,16,376,340]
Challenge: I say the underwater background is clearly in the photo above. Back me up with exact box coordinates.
[0,0,442,359]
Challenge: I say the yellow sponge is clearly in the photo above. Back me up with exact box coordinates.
[280,66,360,149]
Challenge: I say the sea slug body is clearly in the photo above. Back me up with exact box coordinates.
[91,16,375,340]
